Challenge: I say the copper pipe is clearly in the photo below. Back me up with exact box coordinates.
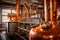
[53,0,57,27]
[23,2,30,19]
[16,0,20,16]
[23,2,30,13]
[44,0,48,22]
[44,0,50,22]
[50,0,57,27]
[7,0,20,22]
[50,0,53,25]
[16,0,21,22]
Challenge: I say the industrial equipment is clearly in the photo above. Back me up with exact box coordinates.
[6,0,60,40]
[29,0,60,40]
[7,0,30,22]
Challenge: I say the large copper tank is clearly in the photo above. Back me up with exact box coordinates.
[29,0,60,40]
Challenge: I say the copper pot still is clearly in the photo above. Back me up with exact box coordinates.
[29,0,60,40]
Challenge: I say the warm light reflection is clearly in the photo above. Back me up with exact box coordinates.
[30,29,37,35]
[58,34,60,37]
[43,35,53,39]
[40,28,44,31]
[43,35,49,38]
[49,35,53,38]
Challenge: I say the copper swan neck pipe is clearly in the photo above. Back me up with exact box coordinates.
[16,0,20,16]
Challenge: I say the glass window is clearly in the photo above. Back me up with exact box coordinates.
[2,16,9,22]
[2,9,16,22]
[2,9,11,15]
[12,10,16,13]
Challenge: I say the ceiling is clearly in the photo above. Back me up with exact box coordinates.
[1,0,44,4]
[0,0,60,9]
[0,0,44,9]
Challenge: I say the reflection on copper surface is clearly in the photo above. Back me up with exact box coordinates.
[43,35,53,39]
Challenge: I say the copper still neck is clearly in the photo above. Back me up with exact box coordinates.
[44,0,57,27]
[50,0,57,27]
[16,0,20,16]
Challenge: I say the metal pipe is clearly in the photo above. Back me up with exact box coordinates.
[53,0,57,27]
[50,0,57,27]
[15,0,21,22]
[44,0,48,22]
[16,0,20,16]
[44,0,50,22]
[50,0,53,24]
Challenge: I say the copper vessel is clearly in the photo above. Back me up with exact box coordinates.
[29,0,60,40]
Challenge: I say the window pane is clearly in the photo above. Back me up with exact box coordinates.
[2,16,9,22]
[12,10,16,13]
[2,9,16,15]
[2,9,11,15]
